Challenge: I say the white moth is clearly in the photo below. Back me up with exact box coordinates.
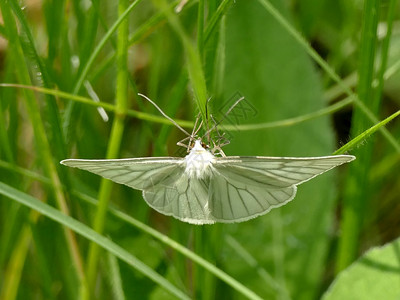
[61,94,355,224]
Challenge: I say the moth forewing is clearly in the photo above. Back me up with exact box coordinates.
[60,157,185,191]
[213,154,355,187]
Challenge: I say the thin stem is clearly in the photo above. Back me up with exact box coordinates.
[72,0,142,94]
[153,0,209,123]
[0,2,87,296]
[336,0,381,272]
[85,0,130,295]
[256,0,400,153]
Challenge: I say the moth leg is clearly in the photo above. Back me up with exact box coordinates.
[209,114,230,156]
[176,113,203,152]
[177,136,191,151]
[186,113,203,152]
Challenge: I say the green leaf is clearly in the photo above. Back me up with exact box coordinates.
[323,237,400,300]
[219,1,338,299]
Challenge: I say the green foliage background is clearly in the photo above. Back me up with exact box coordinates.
[0,0,399,299]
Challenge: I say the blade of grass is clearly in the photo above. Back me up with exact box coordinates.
[336,0,381,272]
[152,0,209,123]
[85,0,130,295]
[106,253,126,300]
[0,82,346,133]
[76,3,99,74]
[256,0,400,153]
[29,225,58,300]
[211,14,226,98]
[0,82,353,135]
[0,61,15,163]
[1,206,46,300]
[71,0,142,95]
[0,161,265,300]
[195,3,224,299]
[128,0,185,45]
[0,24,5,35]
[0,224,31,300]
[0,84,193,128]
[155,71,189,155]
[225,235,291,299]
[373,0,398,105]
[44,0,73,91]
[62,0,143,145]
[237,97,353,131]
[324,57,400,103]
[337,0,388,269]
[2,44,400,133]
[147,34,165,99]
[9,0,71,187]
[203,0,233,44]
[195,2,216,299]
[0,182,191,300]
[78,193,263,300]
[197,0,205,58]
[0,160,51,184]
[333,109,400,155]
[91,0,117,49]
[0,81,380,147]
[0,2,87,297]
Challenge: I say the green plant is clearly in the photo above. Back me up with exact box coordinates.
[1,0,399,299]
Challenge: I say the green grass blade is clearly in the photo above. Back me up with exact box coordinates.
[0,182,191,300]
[0,159,264,300]
[0,60,16,163]
[62,0,143,145]
[197,0,205,57]
[0,2,87,296]
[373,0,398,105]
[128,0,184,46]
[203,0,233,44]
[9,0,69,182]
[85,0,131,294]
[0,225,31,300]
[336,0,382,272]
[106,253,126,300]
[333,109,400,155]
[0,84,194,128]
[256,0,400,153]
[71,0,143,95]
[1,159,266,299]
[153,0,208,122]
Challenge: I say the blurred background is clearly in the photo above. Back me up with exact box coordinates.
[0,0,399,299]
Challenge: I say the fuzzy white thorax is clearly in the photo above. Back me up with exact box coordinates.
[184,140,215,178]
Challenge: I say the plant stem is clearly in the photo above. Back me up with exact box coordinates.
[336,0,381,273]
[85,0,129,295]
[0,2,87,296]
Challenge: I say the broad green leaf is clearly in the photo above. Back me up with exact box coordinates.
[323,237,400,300]
[217,1,339,299]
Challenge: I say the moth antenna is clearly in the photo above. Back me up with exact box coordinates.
[186,114,202,152]
[203,96,245,138]
[175,114,204,152]
[222,96,245,121]
[138,93,191,137]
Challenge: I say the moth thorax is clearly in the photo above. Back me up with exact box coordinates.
[184,141,215,178]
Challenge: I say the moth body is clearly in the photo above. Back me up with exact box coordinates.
[184,140,215,179]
